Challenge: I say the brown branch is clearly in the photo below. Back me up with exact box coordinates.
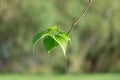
[67,0,93,34]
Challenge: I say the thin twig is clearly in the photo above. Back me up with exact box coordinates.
[67,0,93,34]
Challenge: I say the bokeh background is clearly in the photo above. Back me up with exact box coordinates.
[0,0,120,77]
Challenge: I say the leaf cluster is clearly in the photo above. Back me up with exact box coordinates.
[33,26,70,57]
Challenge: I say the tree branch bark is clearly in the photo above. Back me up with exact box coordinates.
[67,0,93,34]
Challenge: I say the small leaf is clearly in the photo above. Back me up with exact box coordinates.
[47,26,59,32]
[44,36,59,54]
[32,26,70,57]
[32,31,48,53]
[54,32,70,57]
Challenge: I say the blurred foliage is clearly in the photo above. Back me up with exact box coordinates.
[0,0,120,74]
[0,74,120,80]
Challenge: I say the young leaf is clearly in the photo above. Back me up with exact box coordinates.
[32,26,70,57]
[47,26,59,32]
[44,36,59,54]
[54,32,70,57]
[32,31,48,53]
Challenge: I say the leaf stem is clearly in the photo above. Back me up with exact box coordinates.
[67,0,93,34]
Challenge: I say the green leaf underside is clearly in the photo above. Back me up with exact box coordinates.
[54,32,70,57]
[44,36,59,54]
[32,31,48,53]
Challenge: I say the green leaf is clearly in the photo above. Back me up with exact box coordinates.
[32,26,70,57]
[47,26,59,32]
[44,36,59,54]
[54,32,70,57]
[32,31,48,53]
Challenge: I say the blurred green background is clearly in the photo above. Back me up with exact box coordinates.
[0,0,120,79]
